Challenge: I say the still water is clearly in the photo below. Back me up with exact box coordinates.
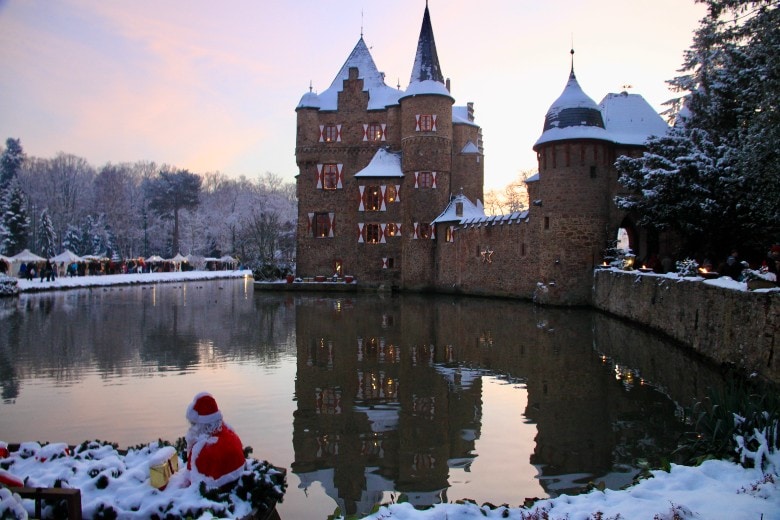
[0,279,726,518]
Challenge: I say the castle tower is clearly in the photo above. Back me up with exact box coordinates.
[531,54,614,305]
[399,3,455,289]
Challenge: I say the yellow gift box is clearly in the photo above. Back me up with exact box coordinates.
[149,447,179,489]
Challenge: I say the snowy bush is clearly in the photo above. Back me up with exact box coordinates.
[675,258,699,277]
[0,274,19,296]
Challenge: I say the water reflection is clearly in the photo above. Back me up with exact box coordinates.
[0,283,726,518]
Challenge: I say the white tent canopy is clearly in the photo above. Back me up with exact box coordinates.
[51,250,83,264]
[11,249,45,262]
[169,253,188,263]
[145,255,164,263]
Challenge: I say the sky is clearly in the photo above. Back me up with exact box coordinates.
[0,0,707,191]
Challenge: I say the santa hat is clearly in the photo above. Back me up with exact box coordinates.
[186,392,223,424]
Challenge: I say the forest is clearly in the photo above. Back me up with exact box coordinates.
[0,139,297,269]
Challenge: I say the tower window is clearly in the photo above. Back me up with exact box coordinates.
[415,114,437,132]
[418,223,431,239]
[544,216,550,230]
[368,123,384,141]
[314,213,332,238]
[418,171,433,188]
[323,164,338,190]
[386,185,398,203]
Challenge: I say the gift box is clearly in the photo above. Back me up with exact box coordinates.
[149,447,179,489]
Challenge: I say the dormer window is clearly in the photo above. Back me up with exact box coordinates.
[455,202,463,217]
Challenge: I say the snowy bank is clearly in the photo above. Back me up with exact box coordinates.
[357,452,780,520]
[11,269,252,293]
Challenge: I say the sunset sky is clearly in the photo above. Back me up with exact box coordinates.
[0,0,706,191]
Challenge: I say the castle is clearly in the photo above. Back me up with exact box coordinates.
[295,4,669,306]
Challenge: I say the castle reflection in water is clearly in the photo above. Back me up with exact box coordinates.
[290,294,721,517]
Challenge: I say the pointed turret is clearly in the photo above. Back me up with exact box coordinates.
[534,53,607,148]
[410,3,444,84]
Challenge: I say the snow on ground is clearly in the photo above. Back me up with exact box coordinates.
[12,269,251,293]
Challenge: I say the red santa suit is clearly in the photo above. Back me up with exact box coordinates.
[185,392,246,488]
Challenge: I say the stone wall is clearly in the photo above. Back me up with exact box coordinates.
[592,269,780,384]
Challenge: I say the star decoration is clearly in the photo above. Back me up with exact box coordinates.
[480,249,494,264]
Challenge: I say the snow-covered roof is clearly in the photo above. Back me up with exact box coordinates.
[296,37,402,112]
[453,105,478,126]
[432,192,486,224]
[353,148,404,178]
[460,141,480,154]
[600,92,669,145]
[525,173,540,183]
[400,79,453,100]
[535,70,669,148]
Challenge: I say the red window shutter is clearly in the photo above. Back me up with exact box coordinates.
[430,224,436,240]
[358,185,365,211]
[337,163,344,189]
[415,114,421,132]
[413,222,419,239]
[431,114,437,132]
[395,184,401,202]
[329,213,335,237]
[307,213,314,234]
[357,223,365,243]
[396,223,402,237]
[362,124,369,141]
[380,185,387,211]
[380,224,386,243]
[381,123,387,141]
[414,171,419,189]
[382,257,389,269]
[336,124,342,142]
[316,164,323,189]
[318,125,325,143]
[431,171,437,189]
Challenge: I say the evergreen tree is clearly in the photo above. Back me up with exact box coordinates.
[1,180,31,255]
[144,169,202,255]
[62,225,82,255]
[616,0,780,258]
[0,138,25,190]
[38,208,57,258]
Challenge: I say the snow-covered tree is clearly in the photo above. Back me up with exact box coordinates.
[62,224,83,255]
[38,208,57,258]
[617,0,780,258]
[0,138,25,190]
[1,180,30,255]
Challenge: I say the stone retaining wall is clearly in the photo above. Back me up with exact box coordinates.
[592,269,780,385]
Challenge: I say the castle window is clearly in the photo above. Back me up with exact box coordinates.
[415,114,437,132]
[544,216,550,230]
[386,223,398,237]
[417,171,434,189]
[366,223,381,244]
[383,257,395,269]
[363,123,387,142]
[322,124,339,143]
[314,213,333,238]
[323,164,339,190]
[418,223,431,239]
[366,186,382,211]
[590,166,597,178]
[445,226,455,242]
[455,202,463,217]
[386,185,398,203]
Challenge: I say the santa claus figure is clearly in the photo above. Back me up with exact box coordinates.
[185,392,246,488]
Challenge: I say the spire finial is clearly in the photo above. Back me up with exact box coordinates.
[360,9,364,38]
[309,80,313,93]
[570,34,575,74]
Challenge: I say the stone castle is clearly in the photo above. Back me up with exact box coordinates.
[295,4,669,306]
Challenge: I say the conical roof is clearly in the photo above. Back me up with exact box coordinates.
[534,63,608,148]
[409,3,444,84]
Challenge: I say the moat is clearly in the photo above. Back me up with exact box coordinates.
[0,279,728,518]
